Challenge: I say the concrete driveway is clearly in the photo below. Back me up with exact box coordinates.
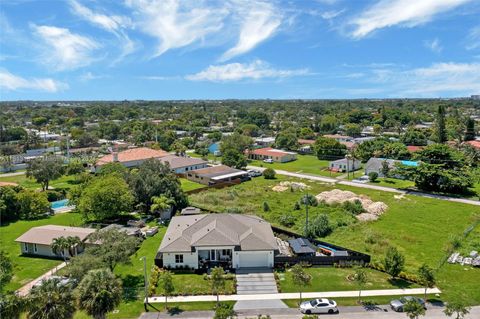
[234,268,287,310]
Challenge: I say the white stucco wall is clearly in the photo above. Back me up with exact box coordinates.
[162,251,198,269]
[20,243,57,257]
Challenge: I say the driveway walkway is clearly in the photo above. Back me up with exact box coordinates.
[247,166,480,206]
[234,268,287,310]
[16,262,67,296]
[147,287,441,303]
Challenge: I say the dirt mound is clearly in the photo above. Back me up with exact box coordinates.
[272,181,310,192]
[315,189,388,221]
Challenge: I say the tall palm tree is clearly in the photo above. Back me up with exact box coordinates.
[65,236,82,257]
[51,237,69,263]
[150,196,174,216]
[75,268,122,319]
[27,278,75,319]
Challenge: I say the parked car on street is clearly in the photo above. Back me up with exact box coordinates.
[263,158,274,163]
[300,298,338,314]
[390,296,426,312]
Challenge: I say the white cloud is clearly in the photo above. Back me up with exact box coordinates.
[186,60,308,82]
[350,0,472,39]
[321,9,346,20]
[424,38,442,53]
[465,25,480,50]
[370,62,480,96]
[126,0,227,57]
[0,69,68,92]
[69,0,131,33]
[220,1,282,61]
[32,25,99,71]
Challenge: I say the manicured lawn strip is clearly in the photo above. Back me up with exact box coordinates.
[179,178,205,192]
[1,213,84,291]
[277,267,419,293]
[282,294,441,308]
[189,176,480,303]
[0,174,78,190]
[155,272,236,296]
[368,178,415,189]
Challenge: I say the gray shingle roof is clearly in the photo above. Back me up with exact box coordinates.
[159,155,207,170]
[158,214,278,253]
[15,225,96,245]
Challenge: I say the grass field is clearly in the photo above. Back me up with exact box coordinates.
[0,173,78,191]
[368,178,415,189]
[0,212,84,291]
[179,178,205,192]
[190,176,480,304]
[278,267,419,293]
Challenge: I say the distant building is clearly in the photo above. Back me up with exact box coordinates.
[322,134,353,143]
[329,158,361,172]
[186,165,249,185]
[254,137,276,147]
[94,147,169,171]
[208,142,221,155]
[247,147,297,163]
[365,158,418,177]
[471,95,480,100]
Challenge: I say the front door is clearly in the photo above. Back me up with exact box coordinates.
[210,249,216,261]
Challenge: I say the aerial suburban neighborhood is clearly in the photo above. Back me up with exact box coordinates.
[1,1,480,319]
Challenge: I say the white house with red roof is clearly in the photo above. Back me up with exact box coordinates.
[247,147,297,163]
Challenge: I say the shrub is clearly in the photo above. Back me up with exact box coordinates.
[279,213,296,227]
[46,190,65,202]
[368,172,379,182]
[263,168,276,179]
[342,199,365,215]
[293,201,301,210]
[214,303,235,319]
[302,315,318,319]
[305,214,332,238]
[263,201,270,212]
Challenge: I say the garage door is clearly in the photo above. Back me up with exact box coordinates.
[238,252,269,268]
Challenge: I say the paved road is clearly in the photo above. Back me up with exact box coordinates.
[247,166,480,206]
[140,305,480,319]
[146,288,441,303]
[0,171,26,177]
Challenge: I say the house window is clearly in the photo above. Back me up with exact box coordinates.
[175,254,183,263]
[221,249,231,256]
[34,244,38,253]
[210,250,216,261]
[24,243,28,252]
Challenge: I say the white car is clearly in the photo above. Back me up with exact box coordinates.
[300,298,338,314]
[263,158,274,163]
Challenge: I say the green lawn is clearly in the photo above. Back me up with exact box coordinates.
[278,267,419,293]
[179,178,205,192]
[248,154,344,177]
[0,213,84,291]
[368,178,415,189]
[155,272,236,296]
[0,174,78,191]
[190,176,480,304]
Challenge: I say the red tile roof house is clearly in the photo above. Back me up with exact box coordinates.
[465,140,480,150]
[406,145,425,153]
[247,147,297,163]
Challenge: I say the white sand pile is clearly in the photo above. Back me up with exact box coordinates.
[315,189,388,221]
[272,181,310,192]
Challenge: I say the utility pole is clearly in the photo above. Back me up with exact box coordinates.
[140,256,149,311]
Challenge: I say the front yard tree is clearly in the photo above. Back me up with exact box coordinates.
[27,278,75,319]
[161,270,174,310]
[76,269,122,319]
[221,148,247,169]
[353,268,368,303]
[0,250,13,293]
[417,264,436,300]
[26,156,64,191]
[291,264,312,303]
[211,267,226,306]
[263,168,276,179]
[314,137,347,160]
[128,159,187,212]
[16,189,50,220]
[381,160,390,178]
[383,246,405,278]
[87,229,141,271]
[150,195,174,216]
[444,298,471,319]
[51,237,70,263]
[368,172,378,182]
[78,175,134,221]
[404,298,426,319]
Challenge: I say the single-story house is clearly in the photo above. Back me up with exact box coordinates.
[322,134,353,143]
[247,147,297,163]
[254,137,276,147]
[186,165,248,185]
[465,140,480,150]
[159,155,208,174]
[94,147,169,171]
[329,158,361,172]
[15,225,96,258]
[288,238,316,257]
[298,139,315,154]
[364,158,418,178]
[208,142,221,156]
[156,214,279,269]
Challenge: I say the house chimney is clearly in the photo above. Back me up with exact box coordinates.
[112,152,119,162]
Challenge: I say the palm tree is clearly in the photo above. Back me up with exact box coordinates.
[51,237,69,263]
[65,236,82,257]
[27,278,75,319]
[150,196,174,216]
[75,268,122,319]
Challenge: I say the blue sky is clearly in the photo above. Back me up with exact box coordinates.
[1,0,480,100]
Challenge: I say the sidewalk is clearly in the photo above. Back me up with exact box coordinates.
[247,166,480,206]
[146,287,441,303]
[16,262,67,296]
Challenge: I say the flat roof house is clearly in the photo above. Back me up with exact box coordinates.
[329,158,361,172]
[247,147,297,163]
[185,165,248,186]
[94,147,169,171]
[156,214,278,269]
[15,225,96,258]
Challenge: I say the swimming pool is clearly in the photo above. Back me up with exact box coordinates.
[51,199,69,209]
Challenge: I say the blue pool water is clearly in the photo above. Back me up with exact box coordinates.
[51,199,69,209]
